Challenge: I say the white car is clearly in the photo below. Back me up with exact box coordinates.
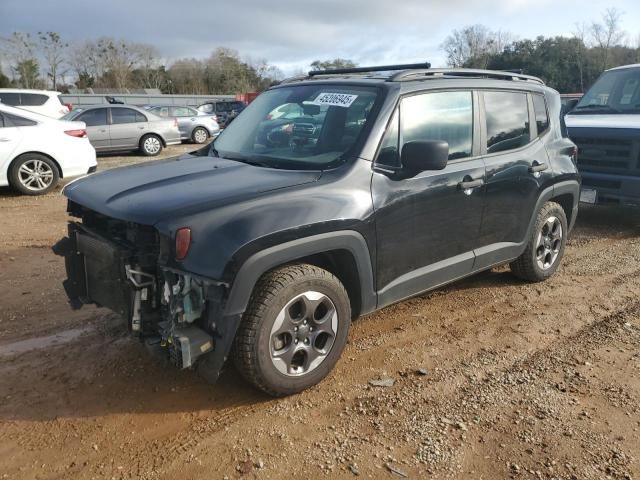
[0,104,97,195]
[0,89,71,118]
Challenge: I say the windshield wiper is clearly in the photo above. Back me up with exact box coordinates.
[574,104,620,113]
[222,153,271,168]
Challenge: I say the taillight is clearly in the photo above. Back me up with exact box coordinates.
[65,129,87,138]
[175,227,191,260]
[64,102,73,111]
[571,145,578,165]
[173,118,178,128]
[211,116,218,122]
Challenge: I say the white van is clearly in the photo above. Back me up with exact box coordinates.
[0,89,71,119]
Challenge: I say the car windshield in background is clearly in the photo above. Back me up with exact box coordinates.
[573,68,640,114]
[212,85,379,169]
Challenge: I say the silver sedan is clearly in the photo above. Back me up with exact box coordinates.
[62,105,181,156]
[144,105,220,144]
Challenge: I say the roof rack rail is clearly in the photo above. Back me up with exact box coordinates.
[390,68,544,85]
[308,62,431,76]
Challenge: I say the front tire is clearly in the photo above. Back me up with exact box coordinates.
[510,201,568,282]
[140,134,163,156]
[233,264,351,396]
[192,127,209,144]
[9,154,59,195]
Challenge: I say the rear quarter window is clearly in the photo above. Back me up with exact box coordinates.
[532,94,550,136]
[20,93,49,106]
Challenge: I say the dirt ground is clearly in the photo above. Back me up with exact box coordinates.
[1,145,639,479]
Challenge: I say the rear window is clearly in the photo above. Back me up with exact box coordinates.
[20,93,49,106]
[0,92,20,106]
[483,91,530,154]
[3,112,37,127]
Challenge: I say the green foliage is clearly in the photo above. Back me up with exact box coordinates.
[15,59,43,89]
[0,70,12,88]
[480,36,640,93]
[310,59,357,71]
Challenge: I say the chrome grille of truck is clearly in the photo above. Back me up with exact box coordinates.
[573,136,640,177]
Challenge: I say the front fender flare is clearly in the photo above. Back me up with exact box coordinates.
[224,230,377,317]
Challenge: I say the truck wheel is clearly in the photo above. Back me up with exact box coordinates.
[233,263,351,396]
[9,154,59,195]
[192,127,208,144]
[510,201,567,282]
[140,134,163,156]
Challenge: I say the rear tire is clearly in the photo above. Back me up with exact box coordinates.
[510,201,567,282]
[233,263,351,396]
[140,134,163,156]
[192,127,208,144]
[9,154,59,195]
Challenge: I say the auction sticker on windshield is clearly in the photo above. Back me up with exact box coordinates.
[313,93,358,108]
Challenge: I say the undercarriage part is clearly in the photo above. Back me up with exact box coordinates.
[167,326,214,368]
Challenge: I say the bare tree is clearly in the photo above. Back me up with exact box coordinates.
[441,25,510,68]
[572,22,589,92]
[1,32,42,88]
[590,8,626,70]
[38,31,68,90]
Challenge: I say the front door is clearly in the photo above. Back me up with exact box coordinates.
[372,90,486,308]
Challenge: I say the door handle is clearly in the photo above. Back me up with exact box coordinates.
[99,129,107,133]
[529,162,548,173]
[0,138,10,142]
[458,178,484,190]
[138,126,145,129]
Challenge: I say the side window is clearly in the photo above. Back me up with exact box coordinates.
[155,107,169,117]
[0,113,5,128]
[171,106,191,117]
[78,108,108,127]
[483,91,530,154]
[20,93,48,106]
[532,94,550,136]
[401,91,473,160]
[135,111,147,122]
[0,92,20,105]
[376,109,399,167]
[3,113,37,127]
[111,108,142,124]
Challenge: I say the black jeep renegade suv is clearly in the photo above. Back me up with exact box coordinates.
[56,64,580,396]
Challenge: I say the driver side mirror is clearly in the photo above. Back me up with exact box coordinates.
[401,140,449,173]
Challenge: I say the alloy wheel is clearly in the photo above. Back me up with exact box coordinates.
[18,159,54,192]
[144,136,161,154]
[269,291,338,376]
[535,216,563,270]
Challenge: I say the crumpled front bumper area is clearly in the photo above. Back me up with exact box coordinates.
[52,223,220,373]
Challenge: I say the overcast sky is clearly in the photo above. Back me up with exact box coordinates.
[1,0,639,74]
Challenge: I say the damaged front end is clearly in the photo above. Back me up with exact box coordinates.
[53,202,229,376]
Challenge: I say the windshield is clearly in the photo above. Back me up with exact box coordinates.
[212,85,380,169]
[574,68,640,114]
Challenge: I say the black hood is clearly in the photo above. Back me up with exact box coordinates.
[64,153,321,225]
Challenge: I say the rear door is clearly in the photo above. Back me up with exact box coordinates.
[170,106,195,138]
[109,108,148,148]
[75,108,110,150]
[0,112,24,174]
[474,90,551,269]
[372,90,486,307]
